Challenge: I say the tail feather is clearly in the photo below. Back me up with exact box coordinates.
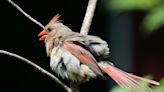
[102,66,139,90]
[127,73,160,85]
[99,62,160,91]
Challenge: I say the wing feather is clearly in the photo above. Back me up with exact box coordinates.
[62,41,104,77]
[64,33,110,57]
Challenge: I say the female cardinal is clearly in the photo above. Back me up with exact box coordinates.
[38,14,159,91]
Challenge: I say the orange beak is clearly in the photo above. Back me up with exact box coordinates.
[38,31,47,41]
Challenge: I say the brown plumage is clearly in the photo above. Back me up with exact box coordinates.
[38,14,160,91]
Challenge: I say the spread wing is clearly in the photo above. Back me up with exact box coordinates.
[62,41,104,78]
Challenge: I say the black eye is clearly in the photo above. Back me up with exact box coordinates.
[47,28,51,32]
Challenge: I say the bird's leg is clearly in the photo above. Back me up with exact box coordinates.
[70,82,80,92]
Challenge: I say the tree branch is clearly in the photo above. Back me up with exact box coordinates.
[80,0,98,35]
[71,0,98,91]
[8,0,44,29]
[0,50,72,92]
[7,0,73,91]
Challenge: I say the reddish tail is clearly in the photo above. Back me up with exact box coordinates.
[100,63,160,91]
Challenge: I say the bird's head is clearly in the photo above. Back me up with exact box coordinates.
[38,14,61,41]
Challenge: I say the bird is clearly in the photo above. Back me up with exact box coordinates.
[38,14,160,91]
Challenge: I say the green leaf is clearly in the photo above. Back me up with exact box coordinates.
[108,0,161,12]
[143,5,164,32]
[110,86,129,92]
[152,78,164,92]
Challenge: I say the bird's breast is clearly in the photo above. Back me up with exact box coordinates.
[50,46,97,82]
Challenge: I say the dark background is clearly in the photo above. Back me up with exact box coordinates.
[0,0,163,92]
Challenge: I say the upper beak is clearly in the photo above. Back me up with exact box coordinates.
[38,31,47,41]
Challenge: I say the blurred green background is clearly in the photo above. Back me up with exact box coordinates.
[108,0,164,91]
[109,0,164,32]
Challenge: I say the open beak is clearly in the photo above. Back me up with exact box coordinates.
[38,31,47,41]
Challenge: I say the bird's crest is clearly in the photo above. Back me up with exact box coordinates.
[48,14,61,26]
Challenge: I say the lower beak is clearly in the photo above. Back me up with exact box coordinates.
[38,31,47,41]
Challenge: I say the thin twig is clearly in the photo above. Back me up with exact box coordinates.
[7,1,72,91]
[70,0,98,91]
[80,0,98,35]
[0,50,72,92]
[8,0,44,29]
